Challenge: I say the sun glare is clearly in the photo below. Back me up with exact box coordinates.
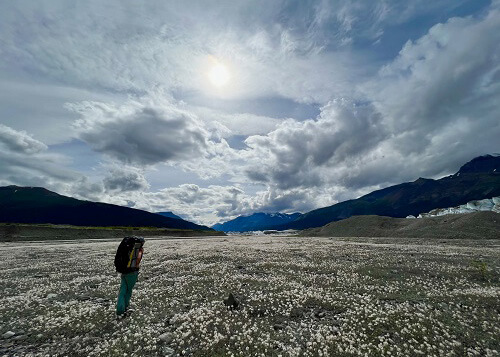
[208,63,230,87]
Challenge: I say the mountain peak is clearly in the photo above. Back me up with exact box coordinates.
[457,154,500,174]
[212,212,302,232]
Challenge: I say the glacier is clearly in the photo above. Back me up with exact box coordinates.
[408,197,500,218]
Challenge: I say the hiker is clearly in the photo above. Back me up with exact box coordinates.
[114,236,145,317]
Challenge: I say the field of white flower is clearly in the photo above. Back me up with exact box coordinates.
[1,236,499,356]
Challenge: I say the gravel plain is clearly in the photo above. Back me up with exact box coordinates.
[1,235,499,356]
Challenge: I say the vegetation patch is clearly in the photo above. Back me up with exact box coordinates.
[1,236,499,356]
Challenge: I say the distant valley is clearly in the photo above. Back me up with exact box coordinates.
[212,212,301,232]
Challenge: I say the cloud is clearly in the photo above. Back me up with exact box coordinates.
[237,4,500,198]
[0,79,121,145]
[70,98,226,166]
[103,165,150,193]
[109,184,320,226]
[189,106,283,136]
[361,4,500,174]
[1,1,499,226]
[124,183,371,226]
[0,0,370,105]
[368,7,500,135]
[0,125,83,191]
[242,99,386,189]
[0,124,82,191]
[0,124,48,154]
[124,184,250,226]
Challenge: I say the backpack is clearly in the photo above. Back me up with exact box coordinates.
[114,236,145,274]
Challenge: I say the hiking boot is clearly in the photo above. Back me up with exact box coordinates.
[116,312,128,320]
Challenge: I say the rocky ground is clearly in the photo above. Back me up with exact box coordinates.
[302,212,500,240]
[1,236,499,356]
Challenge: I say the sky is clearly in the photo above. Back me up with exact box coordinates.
[0,0,499,226]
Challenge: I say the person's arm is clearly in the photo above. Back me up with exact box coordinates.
[136,248,144,267]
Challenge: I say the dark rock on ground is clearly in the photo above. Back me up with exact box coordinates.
[159,332,174,344]
[273,324,284,331]
[289,307,305,319]
[2,331,15,339]
[314,310,326,318]
[223,293,240,310]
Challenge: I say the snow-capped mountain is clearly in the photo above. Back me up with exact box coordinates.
[212,212,302,232]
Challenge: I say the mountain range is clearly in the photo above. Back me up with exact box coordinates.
[1,155,498,232]
[212,212,301,232]
[215,154,500,231]
[284,154,500,229]
[0,186,210,230]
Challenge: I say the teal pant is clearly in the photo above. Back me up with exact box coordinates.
[116,271,138,315]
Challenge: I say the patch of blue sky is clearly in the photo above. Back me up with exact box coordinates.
[359,0,492,62]
[48,139,102,173]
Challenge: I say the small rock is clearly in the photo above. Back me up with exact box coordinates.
[2,341,14,349]
[273,324,284,331]
[314,310,326,318]
[159,332,174,344]
[2,331,15,339]
[36,334,43,339]
[289,307,304,318]
[331,319,341,326]
[46,294,57,300]
[223,293,239,310]
[162,346,175,356]
[13,335,27,341]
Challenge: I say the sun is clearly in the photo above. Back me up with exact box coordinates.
[208,63,230,87]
